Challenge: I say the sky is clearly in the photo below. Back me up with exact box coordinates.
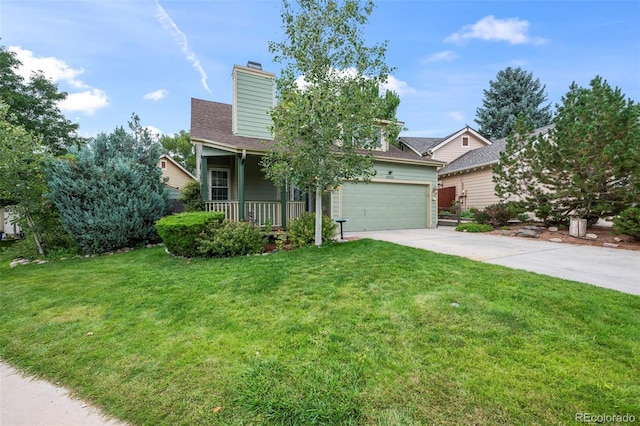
[1,0,638,139]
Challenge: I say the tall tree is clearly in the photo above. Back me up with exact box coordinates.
[0,43,81,155]
[263,0,399,246]
[475,67,552,140]
[159,130,196,174]
[533,76,640,225]
[47,115,170,254]
[0,102,47,254]
[494,76,640,226]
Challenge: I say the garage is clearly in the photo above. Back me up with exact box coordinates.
[338,181,429,231]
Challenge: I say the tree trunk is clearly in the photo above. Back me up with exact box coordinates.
[315,183,322,247]
[25,211,45,256]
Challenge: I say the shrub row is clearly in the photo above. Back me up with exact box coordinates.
[455,223,494,233]
[155,211,338,258]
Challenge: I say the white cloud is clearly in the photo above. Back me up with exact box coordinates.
[424,50,458,63]
[10,46,109,116]
[154,0,211,94]
[381,75,416,97]
[59,89,109,116]
[9,46,88,88]
[445,16,547,45]
[143,125,163,140]
[144,89,168,101]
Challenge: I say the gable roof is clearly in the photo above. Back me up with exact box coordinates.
[159,154,196,180]
[439,124,554,176]
[190,97,446,167]
[398,126,492,156]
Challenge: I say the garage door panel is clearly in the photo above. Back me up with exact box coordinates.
[341,182,427,231]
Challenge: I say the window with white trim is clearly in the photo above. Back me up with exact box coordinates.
[210,168,230,200]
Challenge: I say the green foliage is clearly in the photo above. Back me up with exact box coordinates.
[287,212,336,247]
[197,221,265,258]
[472,203,520,228]
[47,116,170,254]
[475,67,552,139]
[159,130,196,174]
[0,43,82,155]
[263,0,399,245]
[179,181,204,212]
[155,211,225,257]
[535,77,639,225]
[613,207,640,240]
[455,223,494,233]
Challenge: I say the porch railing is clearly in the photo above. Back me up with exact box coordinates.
[204,201,305,227]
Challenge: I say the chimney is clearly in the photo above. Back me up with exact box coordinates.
[232,62,275,140]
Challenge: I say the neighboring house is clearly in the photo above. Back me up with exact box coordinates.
[191,62,445,231]
[158,154,196,200]
[398,126,492,164]
[0,205,21,238]
[438,124,554,211]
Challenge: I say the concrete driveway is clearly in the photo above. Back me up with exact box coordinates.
[345,227,640,296]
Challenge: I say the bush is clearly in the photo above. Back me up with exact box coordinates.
[197,221,265,258]
[613,207,640,240]
[155,211,224,257]
[179,181,204,212]
[455,223,494,233]
[287,212,337,247]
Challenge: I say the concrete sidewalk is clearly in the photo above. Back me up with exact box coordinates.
[0,362,126,426]
[345,227,640,296]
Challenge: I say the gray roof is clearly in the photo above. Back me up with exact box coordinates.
[398,136,444,154]
[439,124,554,175]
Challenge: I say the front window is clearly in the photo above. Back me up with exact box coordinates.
[210,168,230,200]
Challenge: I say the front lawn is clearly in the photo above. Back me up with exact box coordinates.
[1,240,638,425]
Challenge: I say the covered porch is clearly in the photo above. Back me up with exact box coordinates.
[199,147,307,227]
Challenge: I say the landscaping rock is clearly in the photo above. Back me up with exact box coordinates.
[524,225,544,233]
[549,238,563,243]
[548,226,558,232]
[450,302,460,308]
[585,233,598,240]
[501,230,515,236]
[516,229,540,238]
[10,258,30,268]
[603,243,619,248]
[614,237,623,243]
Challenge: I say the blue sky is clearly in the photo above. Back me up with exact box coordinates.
[2,0,638,139]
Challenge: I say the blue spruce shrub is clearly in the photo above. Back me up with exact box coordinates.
[46,120,171,254]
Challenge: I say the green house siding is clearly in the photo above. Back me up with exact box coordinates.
[232,68,274,140]
[330,160,438,231]
[243,156,278,200]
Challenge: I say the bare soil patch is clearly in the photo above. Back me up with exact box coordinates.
[490,224,640,251]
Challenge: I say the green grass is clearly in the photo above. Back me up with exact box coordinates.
[1,240,638,425]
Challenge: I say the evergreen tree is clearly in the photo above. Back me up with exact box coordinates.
[47,115,170,254]
[475,67,552,140]
[0,43,82,155]
[494,77,640,226]
[533,76,640,225]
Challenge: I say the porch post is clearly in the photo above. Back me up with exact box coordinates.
[201,157,208,201]
[280,184,287,228]
[237,154,245,220]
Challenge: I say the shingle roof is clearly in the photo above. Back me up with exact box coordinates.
[190,97,445,166]
[190,98,272,151]
[439,124,554,175]
[398,136,444,154]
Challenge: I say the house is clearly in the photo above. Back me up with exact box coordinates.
[190,62,445,231]
[0,205,21,238]
[438,124,554,211]
[398,126,492,163]
[158,154,196,200]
